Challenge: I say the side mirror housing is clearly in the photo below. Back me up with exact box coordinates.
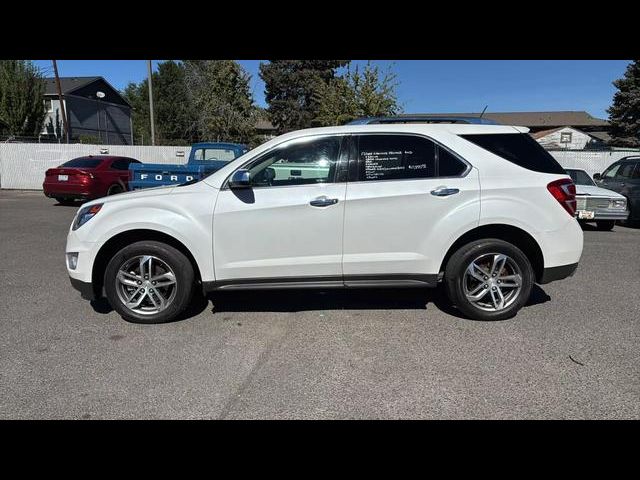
[229,169,251,188]
[593,173,601,181]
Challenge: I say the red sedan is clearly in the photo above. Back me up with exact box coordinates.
[43,156,141,205]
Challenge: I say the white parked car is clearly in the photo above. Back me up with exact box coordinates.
[66,119,584,323]
[565,168,629,230]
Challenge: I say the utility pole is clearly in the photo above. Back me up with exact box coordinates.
[52,60,69,143]
[147,60,156,145]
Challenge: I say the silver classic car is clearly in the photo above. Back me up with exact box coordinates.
[566,168,629,230]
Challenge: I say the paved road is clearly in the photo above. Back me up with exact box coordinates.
[1,189,638,419]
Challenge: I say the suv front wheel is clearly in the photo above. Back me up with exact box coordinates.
[444,239,535,321]
[104,241,195,324]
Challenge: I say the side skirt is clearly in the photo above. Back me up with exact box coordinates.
[202,274,439,293]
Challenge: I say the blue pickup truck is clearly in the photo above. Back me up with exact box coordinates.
[128,142,248,190]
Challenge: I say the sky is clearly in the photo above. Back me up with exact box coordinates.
[33,60,631,119]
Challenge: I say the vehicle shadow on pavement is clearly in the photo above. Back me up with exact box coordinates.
[89,285,550,322]
[206,285,551,321]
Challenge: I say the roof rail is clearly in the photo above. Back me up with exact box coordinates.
[347,115,500,125]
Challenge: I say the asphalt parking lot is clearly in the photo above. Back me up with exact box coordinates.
[1,189,638,419]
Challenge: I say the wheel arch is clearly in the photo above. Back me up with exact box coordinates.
[91,229,202,298]
[439,224,545,282]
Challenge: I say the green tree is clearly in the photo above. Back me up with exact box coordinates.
[122,81,149,145]
[122,60,197,146]
[314,62,401,126]
[0,60,46,136]
[259,60,349,134]
[607,60,640,147]
[184,60,257,144]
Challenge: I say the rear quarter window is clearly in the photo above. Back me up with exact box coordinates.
[461,133,565,174]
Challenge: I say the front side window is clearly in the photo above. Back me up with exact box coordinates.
[247,136,340,187]
[602,163,621,179]
[356,135,436,181]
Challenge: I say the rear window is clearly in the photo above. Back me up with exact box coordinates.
[61,157,103,168]
[461,133,565,174]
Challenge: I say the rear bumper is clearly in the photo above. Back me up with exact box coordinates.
[69,277,96,301]
[538,262,578,284]
[43,181,93,199]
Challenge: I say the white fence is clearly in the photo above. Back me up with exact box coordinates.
[2,143,639,191]
[549,149,640,176]
[0,143,192,190]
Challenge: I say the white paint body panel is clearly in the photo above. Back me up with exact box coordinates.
[343,168,481,275]
[213,183,346,280]
[66,123,583,287]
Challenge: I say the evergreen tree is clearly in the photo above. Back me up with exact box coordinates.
[0,60,46,137]
[122,60,197,146]
[607,60,640,147]
[314,61,401,126]
[184,60,257,144]
[259,60,349,134]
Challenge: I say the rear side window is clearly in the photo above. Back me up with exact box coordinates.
[438,147,467,176]
[461,133,565,174]
[617,162,637,179]
[61,157,102,168]
[111,159,133,170]
[356,135,436,181]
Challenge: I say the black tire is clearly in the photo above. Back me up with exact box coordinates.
[444,238,535,321]
[104,241,195,324]
[55,197,76,206]
[107,184,124,196]
[596,220,615,231]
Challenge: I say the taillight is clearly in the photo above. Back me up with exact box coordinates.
[78,171,94,181]
[547,178,576,216]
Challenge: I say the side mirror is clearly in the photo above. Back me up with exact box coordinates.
[593,173,601,181]
[229,169,251,188]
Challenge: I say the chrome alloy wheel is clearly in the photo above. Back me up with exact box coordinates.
[463,253,523,312]
[115,255,177,315]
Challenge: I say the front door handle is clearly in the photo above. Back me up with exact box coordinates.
[310,196,339,207]
[431,187,460,197]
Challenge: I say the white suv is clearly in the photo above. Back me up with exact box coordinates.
[66,121,583,323]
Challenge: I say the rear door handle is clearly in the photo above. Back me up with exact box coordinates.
[430,187,460,197]
[310,196,339,207]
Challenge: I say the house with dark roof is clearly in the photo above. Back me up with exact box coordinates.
[394,111,611,150]
[42,76,132,145]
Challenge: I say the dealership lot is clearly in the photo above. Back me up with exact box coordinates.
[0,189,638,419]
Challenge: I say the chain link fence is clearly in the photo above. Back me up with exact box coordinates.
[548,148,640,176]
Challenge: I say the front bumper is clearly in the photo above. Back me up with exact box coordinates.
[69,277,96,301]
[575,208,629,221]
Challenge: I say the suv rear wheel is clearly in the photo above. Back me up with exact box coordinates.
[444,239,535,321]
[104,241,195,324]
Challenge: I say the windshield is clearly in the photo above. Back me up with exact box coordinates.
[566,169,595,186]
[61,157,102,168]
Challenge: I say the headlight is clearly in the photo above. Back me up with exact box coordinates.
[72,203,103,230]
[610,198,627,209]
